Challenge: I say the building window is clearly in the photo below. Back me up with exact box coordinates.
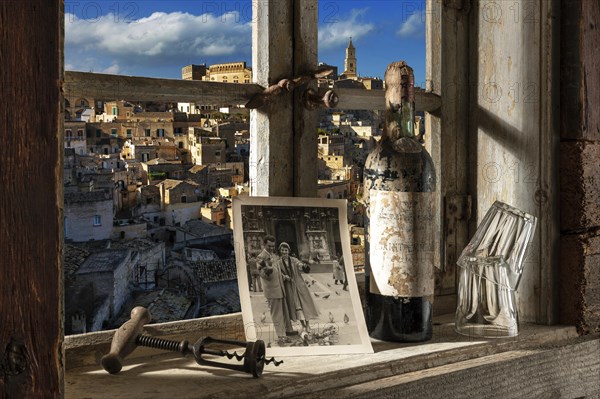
[111,128,117,137]
[126,129,132,138]
[145,129,151,137]
[93,215,102,226]
[96,129,101,137]
[181,195,187,203]
[112,107,118,116]
[157,128,164,137]
[77,129,84,138]
[65,129,72,138]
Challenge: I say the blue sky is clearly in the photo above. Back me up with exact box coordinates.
[65,1,426,86]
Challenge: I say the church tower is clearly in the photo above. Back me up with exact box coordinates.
[342,38,357,79]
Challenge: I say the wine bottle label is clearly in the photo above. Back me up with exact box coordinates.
[368,190,435,297]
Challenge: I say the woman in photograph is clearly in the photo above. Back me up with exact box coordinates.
[276,242,319,335]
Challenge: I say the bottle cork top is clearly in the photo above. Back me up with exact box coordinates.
[384,61,414,102]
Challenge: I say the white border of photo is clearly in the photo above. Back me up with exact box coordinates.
[233,196,373,357]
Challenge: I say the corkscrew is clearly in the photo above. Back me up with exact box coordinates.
[101,307,283,378]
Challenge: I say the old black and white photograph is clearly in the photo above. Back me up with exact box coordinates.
[233,196,372,356]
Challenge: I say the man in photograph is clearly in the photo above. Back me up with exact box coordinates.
[257,235,293,344]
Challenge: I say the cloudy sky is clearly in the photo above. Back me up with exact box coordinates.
[65,0,426,85]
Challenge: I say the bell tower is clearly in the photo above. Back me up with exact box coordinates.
[342,38,357,79]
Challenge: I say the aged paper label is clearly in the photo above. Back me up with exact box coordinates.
[369,190,435,297]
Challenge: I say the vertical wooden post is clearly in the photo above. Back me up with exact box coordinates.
[250,0,318,197]
[293,0,318,197]
[0,1,63,397]
[426,0,470,297]
[250,0,294,197]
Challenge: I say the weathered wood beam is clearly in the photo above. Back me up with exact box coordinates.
[335,87,441,112]
[65,71,440,113]
[64,71,263,105]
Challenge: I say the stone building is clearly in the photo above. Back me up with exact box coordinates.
[205,61,252,83]
[200,199,231,227]
[64,96,96,122]
[317,179,351,200]
[70,249,138,331]
[143,159,190,182]
[318,133,346,157]
[64,121,87,155]
[186,164,236,197]
[188,130,227,165]
[157,179,203,206]
[64,190,113,242]
[360,77,383,90]
[110,238,166,291]
[181,64,207,81]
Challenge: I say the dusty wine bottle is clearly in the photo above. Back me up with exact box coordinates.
[363,61,436,342]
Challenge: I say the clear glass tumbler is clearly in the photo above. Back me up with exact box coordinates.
[455,201,537,338]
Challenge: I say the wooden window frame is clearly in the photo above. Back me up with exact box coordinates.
[3,1,598,397]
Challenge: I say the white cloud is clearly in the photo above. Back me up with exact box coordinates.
[318,9,374,50]
[65,11,251,75]
[396,10,425,38]
[100,63,121,74]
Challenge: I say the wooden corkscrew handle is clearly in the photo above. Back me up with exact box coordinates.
[101,306,151,374]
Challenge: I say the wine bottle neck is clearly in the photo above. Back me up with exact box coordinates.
[382,62,416,141]
[383,99,415,141]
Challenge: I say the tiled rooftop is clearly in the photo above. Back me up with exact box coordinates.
[112,289,192,326]
[109,237,162,252]
[76,249,131,274]
[64,244,91,281]
[181,219,231,238]
[191,259,237,283]
[64,190,110,204]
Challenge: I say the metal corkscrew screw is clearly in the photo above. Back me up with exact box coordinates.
[101,307,282,378]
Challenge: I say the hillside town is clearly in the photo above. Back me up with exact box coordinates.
[63,40,422,334]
